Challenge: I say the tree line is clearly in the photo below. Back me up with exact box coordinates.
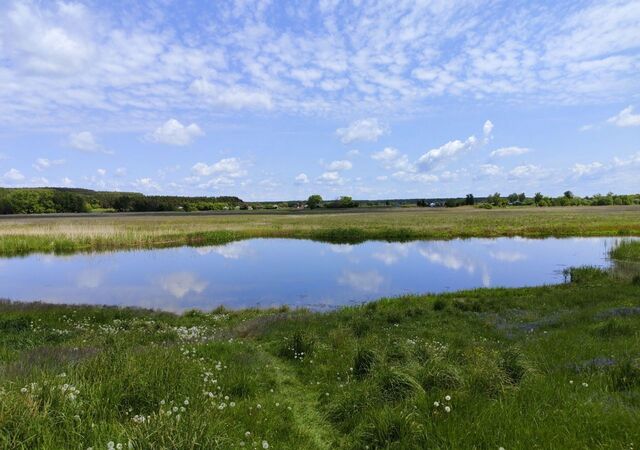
[0,188,243,214]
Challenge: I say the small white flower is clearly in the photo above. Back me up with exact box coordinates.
[20,387,28,394]
[582,382,589,388]
[184,399,189,406]
[445,395,451,401]
[444,406,451,413]
[433,401,440,407]
[262,441,269,449]
[569,380,573,385]
[245,432,251,437]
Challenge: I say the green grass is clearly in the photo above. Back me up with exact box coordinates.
[1,271,639,449]
[610,239,640,261]
[1,205,640,256]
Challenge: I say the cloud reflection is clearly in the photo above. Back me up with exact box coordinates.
[160,272,208,298]
[338,270,384,293]
[195,241,251,259]
[489,251,527,262]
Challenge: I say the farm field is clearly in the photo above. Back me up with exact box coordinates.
[1,206,640,256]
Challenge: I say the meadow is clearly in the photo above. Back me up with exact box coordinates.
[0,265,639,449]
[1,205,640,256]
[1,210,639,448]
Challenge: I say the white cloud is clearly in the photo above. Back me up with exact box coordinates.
[115,167,127,177]
[33,158,64,171]
[317,171,344,185]
[61,177,73,186]
[572,162,605,177]
[479,164,502,176]
[294,173,309,184]
[190,79,273,110]
[346,149,361,157]
[325,160,352,171]
[417,136,477,171]
[150,119,204,146]
[483,120,494,138]
[490,146,531,157]
[607,106,640,127]
[97,168,107,176]
[69,131,106,153]
[192,158,246,178]
[2,168,25,182]
[133,177,161,191]
[509,164,544,179]
[336,119,388,144]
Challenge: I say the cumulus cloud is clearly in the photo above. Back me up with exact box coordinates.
[294,173,309,184]
[33,158,64,171]
[325,160,352,171]
[572,162,605,177]
[490,146,531,157]
[483,120,494,138]
[192,158,246,178]
[150,119,204,146]
[509,164,544,179]
[607,106,640,127]
[3,168,25,182]
[336,119,388,143]
[371,147,411,171]
[479,164,502,176]
[416,136,477,171]
[69,131,107,153]
[316,171,344,185]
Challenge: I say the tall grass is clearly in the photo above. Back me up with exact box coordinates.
[1,205,640,256]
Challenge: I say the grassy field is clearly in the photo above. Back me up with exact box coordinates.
[0,268,638,449]
[1,205,640,256]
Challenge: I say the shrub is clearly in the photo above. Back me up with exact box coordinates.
[355,407,425,449]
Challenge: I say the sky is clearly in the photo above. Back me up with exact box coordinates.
[0,0,639,201]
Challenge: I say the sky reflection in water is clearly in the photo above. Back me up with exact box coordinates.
[0,237,625,312]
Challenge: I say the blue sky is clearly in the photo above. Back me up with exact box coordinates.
[0,0,639,201]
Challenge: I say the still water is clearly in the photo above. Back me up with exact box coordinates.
[0,237,627,312]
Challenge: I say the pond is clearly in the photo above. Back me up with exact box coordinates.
[0,237,630,312]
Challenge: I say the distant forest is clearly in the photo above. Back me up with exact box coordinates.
[0,187,638,214]
[0,187,243,214]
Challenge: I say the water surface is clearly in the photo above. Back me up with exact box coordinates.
[0,237,627,311]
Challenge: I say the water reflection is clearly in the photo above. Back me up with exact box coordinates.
[0,237,634,312]
[159,272,208,298]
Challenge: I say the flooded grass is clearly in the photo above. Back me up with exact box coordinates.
[0,272,639,448]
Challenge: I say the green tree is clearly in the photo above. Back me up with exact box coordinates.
[465,194,474,205]
[564,190,574,199]
[534,192,543,205]
[307,194,323,209]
